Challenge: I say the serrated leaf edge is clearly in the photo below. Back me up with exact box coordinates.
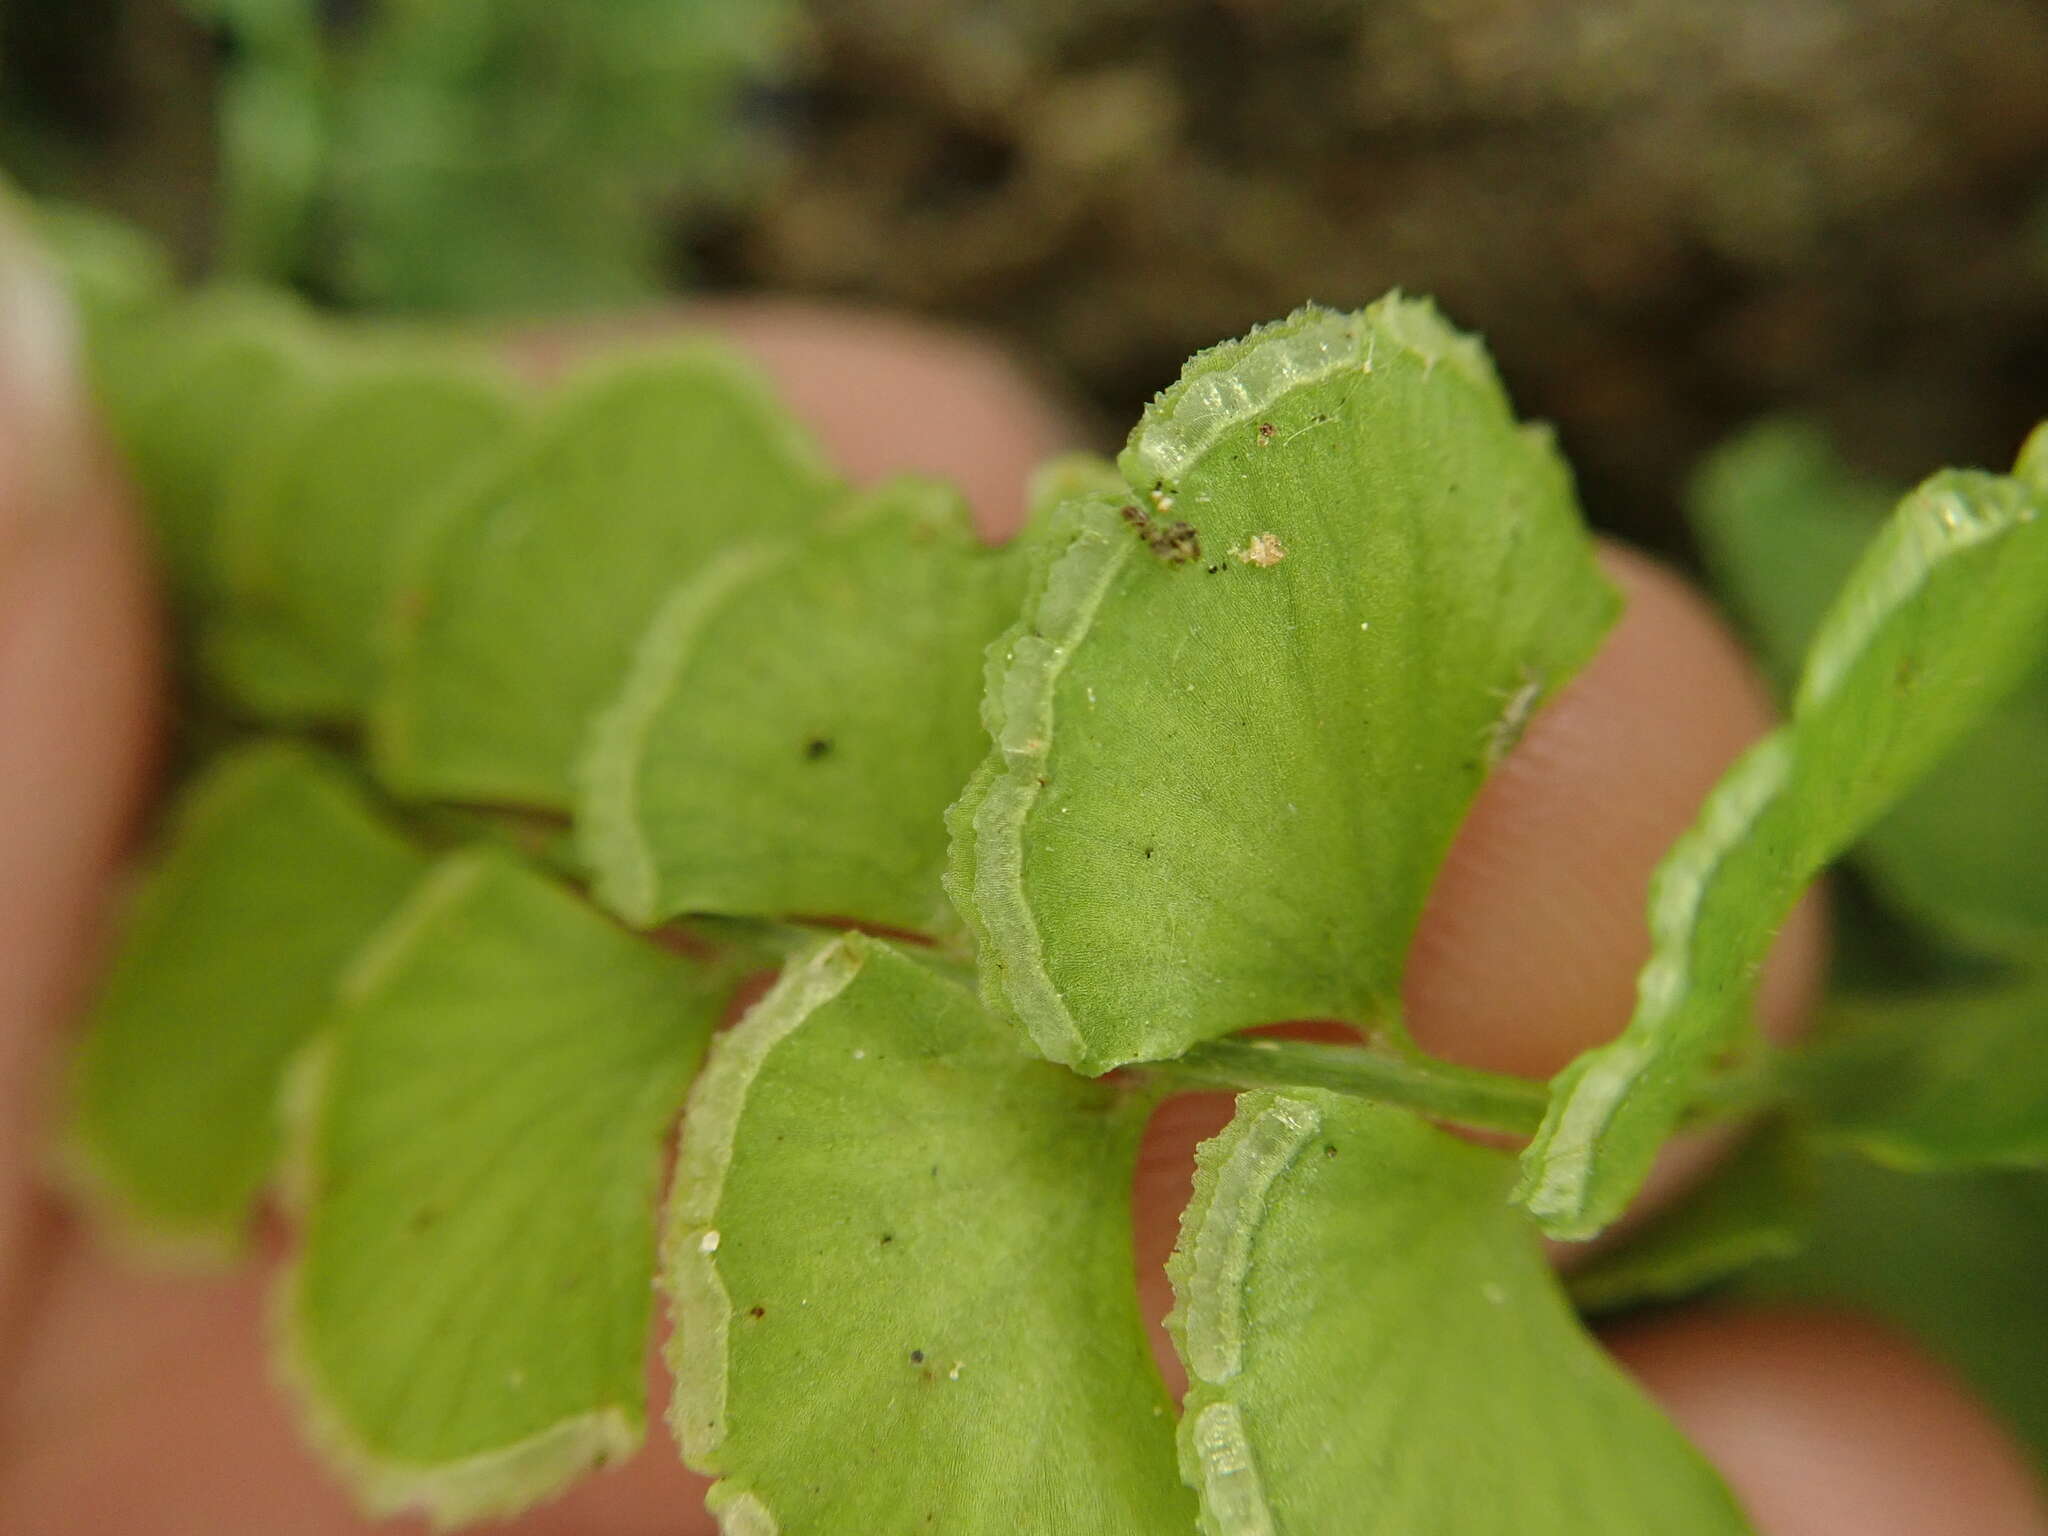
[1120,296,1496,492]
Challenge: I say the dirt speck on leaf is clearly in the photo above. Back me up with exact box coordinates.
[1232,532,1287,567]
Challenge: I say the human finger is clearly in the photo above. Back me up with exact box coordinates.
[0,208,161,1355]
[1613,1307,2048,1535]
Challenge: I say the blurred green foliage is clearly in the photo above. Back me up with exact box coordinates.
[2,0,801,313]
[189,0,801,311]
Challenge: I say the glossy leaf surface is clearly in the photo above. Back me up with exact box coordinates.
[1524,465,2048,1238]
[955,299,1617,1072]
[375,348,836,808]
[667,934,1192,1534]
[284,849,723,1526]
[67,744,424,1252]
[580,479,1017,934]
[1170,1091,1751,1535]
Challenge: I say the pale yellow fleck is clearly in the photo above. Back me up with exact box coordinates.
[1231,532,1287,568]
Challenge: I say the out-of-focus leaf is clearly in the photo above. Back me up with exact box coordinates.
[1739,1152,2048,1473]
[208,352,522,721]
[1795,981,2048,1171]
[65,743,423,1254]
[1568,1121,1811,1314]
[94,287,335,609]
[283,848,724,1527]
[373,347,837,809]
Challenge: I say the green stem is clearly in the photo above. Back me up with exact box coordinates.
[1156,1037,1550,1138]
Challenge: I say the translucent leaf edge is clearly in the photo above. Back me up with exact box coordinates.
[1119,296,1498,492]
[369,340,838,806]
[269,850,651,1530]
[576,541,795,925]
[1165,1091,1325,1536]
[957,295,1542,1073]
[662,934,867,1477]
[956,496,1139,1069]
[1520,468,2048,1238]
[55,742,393,1264]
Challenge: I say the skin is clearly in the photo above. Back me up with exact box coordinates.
[0,234,2042,1532]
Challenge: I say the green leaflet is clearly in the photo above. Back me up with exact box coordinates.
[1695,418,2048,958]
[579,478,1018,935]
[92,286,334,609]
[1169,1091,1752,1536]
[202,0,800,312]
[1739,1153,2048,1472]
[283,847,723,1527]
[954,298,1618,1073]
[1568,1122,1811,1315]
[1691,420,1898,697]
[30,197,176,334]
[64,744,424,1255]
[1795,981,2048,1171]
[666,934,1193,1534]
[2023,421,2048,489]
[1522,466,2048,1239]
[373,346,838,809]
[208,353,523,721]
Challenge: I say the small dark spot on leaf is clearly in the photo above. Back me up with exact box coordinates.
[1256,421,1277,444]
[880,1233,894,1245]
[1324,1144,1338,1157]
[1143,847,1154,858]
[749,1305,767,1319]
[910,1349,925,1364]
[805,737,832,760]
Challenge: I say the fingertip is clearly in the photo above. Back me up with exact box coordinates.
[1612,1308,2048,1536]
[0,249,162,1349]
[1405,541,1827,1080]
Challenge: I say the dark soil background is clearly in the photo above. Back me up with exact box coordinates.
[7,0,2048,559]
